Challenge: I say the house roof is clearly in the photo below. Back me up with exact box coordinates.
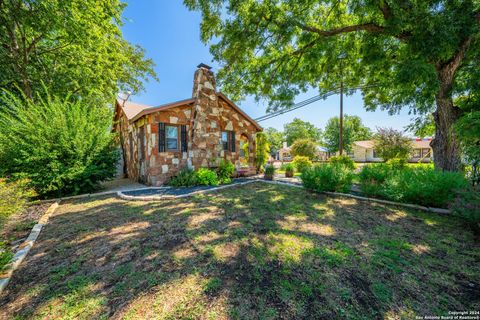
[353,139,432,149]
[116,93,262,131]
[117,98,196,122]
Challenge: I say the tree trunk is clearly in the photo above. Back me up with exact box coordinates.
[430,67,463,171]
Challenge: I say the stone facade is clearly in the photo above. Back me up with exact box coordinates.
[114,65,262,186]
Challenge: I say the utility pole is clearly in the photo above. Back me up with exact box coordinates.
[339,80,344,156]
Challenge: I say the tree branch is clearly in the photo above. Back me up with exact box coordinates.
[298,22,386,37]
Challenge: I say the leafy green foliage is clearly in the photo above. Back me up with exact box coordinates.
[373,128,413,162]
[386,158,408,170]
[323,115,372,153]
[0,179,35,224]
[0,90,119,198]
[283,118,322,145]
[264,127,284,155]
[264,164,276,176]
[455,110,480,185]
[290,139,318,159]
[329,155,355,170]
[0,0,156,101]
[217,159,235,184]
[292,156,312,173]
[169,168,198,187]
[359,165,469,208]
[196,168,219,186]
[301,164,354,193]
[255,132,270,172]
[185,0,479,171]
[284,163,295,175]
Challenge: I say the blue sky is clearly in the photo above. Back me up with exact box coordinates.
[121,1,414,134]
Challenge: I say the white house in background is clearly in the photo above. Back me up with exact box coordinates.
[276,142,330,161]
[350,138,433,163]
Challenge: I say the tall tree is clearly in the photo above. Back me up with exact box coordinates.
[264,127,284,155]
[283,118,322,146]
[0,0,156,101]
[185,0,480,171]
[323,115,372,153]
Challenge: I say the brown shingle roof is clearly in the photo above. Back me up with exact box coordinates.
[116,93,262,131]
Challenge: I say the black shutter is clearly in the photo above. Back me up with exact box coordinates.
[158,122,166,152]
[230,131,236,152]
[181,125,187,152]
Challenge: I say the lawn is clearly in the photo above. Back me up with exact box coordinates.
[0,182,478,319]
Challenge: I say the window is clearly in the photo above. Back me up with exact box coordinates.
[372,149,378,158]
[166,125,179,150]
[422,148,431,158]
[347,150,354,158]
[221,131,229,150]
[413,148,421,158]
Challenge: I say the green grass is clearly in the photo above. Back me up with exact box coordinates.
[1,182,479,319]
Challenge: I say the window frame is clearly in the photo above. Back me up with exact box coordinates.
[422,148,431,158]
[221,131,229,151]
[413,148,422,158]
[165,124,180,151]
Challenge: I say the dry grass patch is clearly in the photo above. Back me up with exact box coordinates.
[0,182,478,319]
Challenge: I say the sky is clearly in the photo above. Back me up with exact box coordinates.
[121,1,415,134]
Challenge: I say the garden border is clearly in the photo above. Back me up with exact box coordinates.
[116,178,451,215]
[0,201,60,294]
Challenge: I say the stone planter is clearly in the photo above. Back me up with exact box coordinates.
[285,170,294,178]
[264,174,274,180]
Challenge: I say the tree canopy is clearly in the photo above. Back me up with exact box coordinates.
[323,115,372,153]
[264,127,284,155]
[283,118,322,146]
[290,139,318,160]
[373,127,413,162]
[185,0,480,171]
[0,0,157,101]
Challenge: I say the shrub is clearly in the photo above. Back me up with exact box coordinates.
[292,156,312,173]
[452,188,480,234]
[359,165,469,208]
[290,139,318,159]
[217,159,235,184]
[301,164,354,193]
[169,168,198,187]
[0,90,119,198]
[264,164,276,175]
[359,164,392,197]
[284,163,295,177]
[196,168,219,186]
[373,128,413,161]
[329,155,355,170]
[387,168,469,208]
[0,179,36,229]
[386,158,407,170]
[0,241,13,272]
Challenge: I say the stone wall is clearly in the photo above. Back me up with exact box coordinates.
[116,66,260,186]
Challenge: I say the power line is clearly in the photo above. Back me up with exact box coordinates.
[254,85,375,122]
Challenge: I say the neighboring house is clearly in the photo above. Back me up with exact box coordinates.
[113,64,262,186]
[351,139,433,163]
[275,143,330,161]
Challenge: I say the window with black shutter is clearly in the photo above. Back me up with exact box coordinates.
[181,125,187,152]
[158,122,166,152]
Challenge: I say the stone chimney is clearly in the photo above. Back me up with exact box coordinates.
[189,63,222,168]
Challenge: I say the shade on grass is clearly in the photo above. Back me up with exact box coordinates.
[0,183,478,319]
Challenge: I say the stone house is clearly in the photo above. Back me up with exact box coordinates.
[113,64,262,186]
